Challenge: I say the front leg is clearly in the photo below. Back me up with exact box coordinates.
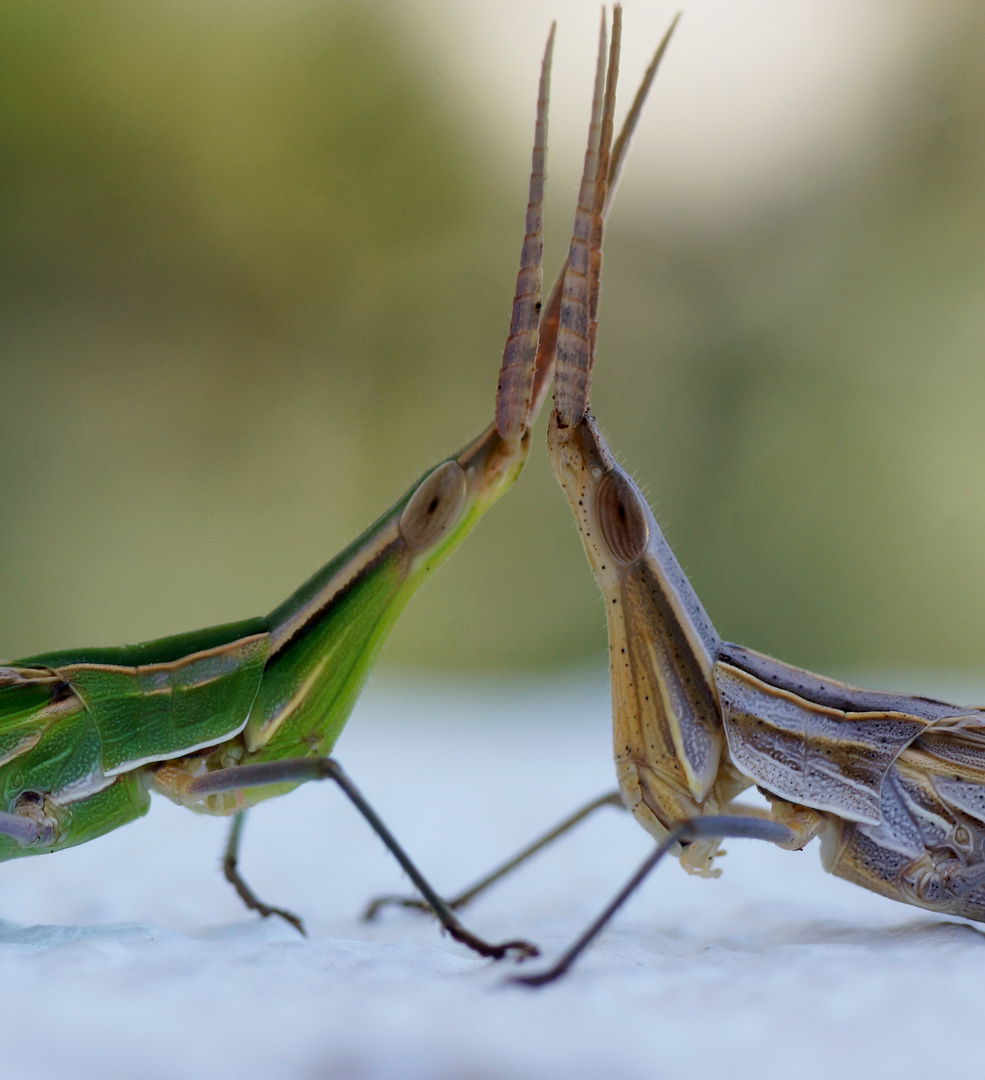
[364,790,625,920]
[222,810,306,936]
[510,814,795,988]
[184,757,538,961]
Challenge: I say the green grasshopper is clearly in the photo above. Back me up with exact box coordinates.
[374,8,985,987]
[0,27,568,961]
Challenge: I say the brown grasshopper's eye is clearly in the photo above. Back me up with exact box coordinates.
[400,461,468,553]
[595,470,649,565]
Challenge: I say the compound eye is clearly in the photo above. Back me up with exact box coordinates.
[399,461,468,553]
[595,470,649,565]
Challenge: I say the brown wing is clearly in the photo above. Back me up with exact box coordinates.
[720,641,968,721]
[715,661,931,824]
[826,716,985,921]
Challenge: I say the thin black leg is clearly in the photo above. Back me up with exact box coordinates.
[363,790,625,920]
[188,757,538,961]
[509,814,796,988]
[222,810,307,936]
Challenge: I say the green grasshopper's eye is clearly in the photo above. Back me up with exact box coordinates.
[595,470,649,565]
[400,461,468,553]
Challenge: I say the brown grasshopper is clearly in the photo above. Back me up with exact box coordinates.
[371,7,985,987]
[515,7,985,986]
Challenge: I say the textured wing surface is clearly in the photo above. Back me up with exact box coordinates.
[0,626,267,856]
[55,633,270,773]
[0,666,103,803]
[828,716,985,921]
[720,642,969,721]
[716,661,930,824]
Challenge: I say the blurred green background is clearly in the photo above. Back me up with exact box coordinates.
[3,0,985,681]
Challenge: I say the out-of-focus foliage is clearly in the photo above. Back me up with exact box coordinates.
[0,0,526,662]
[595,7,985,677]
[3,1,985,678]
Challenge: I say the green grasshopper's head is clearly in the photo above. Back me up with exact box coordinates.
[400,23,559,585]
[266,28,557,663]
[397,419,530,587]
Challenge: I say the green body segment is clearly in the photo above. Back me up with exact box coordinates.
[4,701,100,800]
[0,423,526,858]
[58,633,269,773]
[0,668,153,860]
[0,671,57,763]
[12,617,272,776]
[248,550,408,763]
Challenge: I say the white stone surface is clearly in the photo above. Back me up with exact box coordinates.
[0,673,979,1080]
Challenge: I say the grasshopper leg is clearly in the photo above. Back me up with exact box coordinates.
[363,790,626,920]
[187,758,538,961]
[222,810,307,936]
[0,808,43,845]
[508,815,796,988]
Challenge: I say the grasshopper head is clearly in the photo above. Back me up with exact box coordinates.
[547,408,649,584]
[399,420,530,580]
[401,16,552,578]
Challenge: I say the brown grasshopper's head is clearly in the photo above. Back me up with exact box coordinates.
[549,383,727,851]
[545,5,653,587]
[548,409,650,583]
[546,9,727,858]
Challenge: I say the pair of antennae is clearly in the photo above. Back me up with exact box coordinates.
[495,6,680,441]
[494,20,556,442]
[554,6,620,429]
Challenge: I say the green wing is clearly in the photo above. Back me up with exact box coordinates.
[0,619,270,861]
[55,633,270,773]
[10,617,271,775]
[0,667,60,766]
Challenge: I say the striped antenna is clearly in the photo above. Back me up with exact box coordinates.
[587,8,621,368]
[606,13,679,210]
[527,10,678,425]
[495,23,556,442]
[553,6,619,427]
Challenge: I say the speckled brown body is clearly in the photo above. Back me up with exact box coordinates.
[539,6,985,927]
[549,407,985,921]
